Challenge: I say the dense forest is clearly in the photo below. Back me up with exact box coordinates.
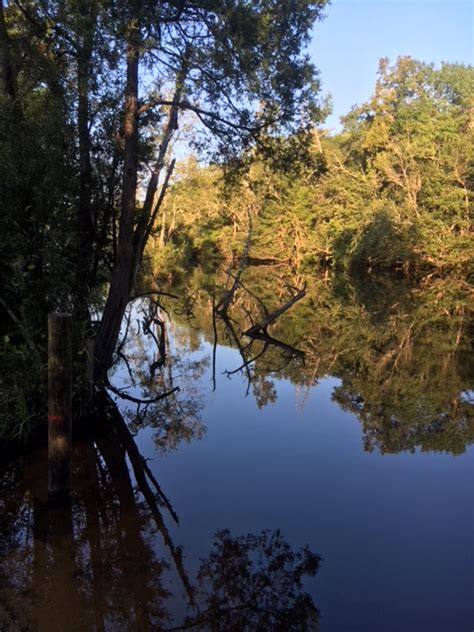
[152,57,473,276]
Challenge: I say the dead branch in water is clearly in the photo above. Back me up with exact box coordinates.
[243,286,306,337]
[216,207,253,315]
[106,380,179,405]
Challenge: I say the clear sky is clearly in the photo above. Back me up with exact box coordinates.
[310,0,473,132]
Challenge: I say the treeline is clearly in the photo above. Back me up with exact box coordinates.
[152,58,473,277]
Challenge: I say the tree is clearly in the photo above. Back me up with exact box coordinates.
[339,57,474,270]
[0,0,329,413]
[91,0,329,377]
[164,57,472,275]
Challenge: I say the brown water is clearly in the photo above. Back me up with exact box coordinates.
[1,268,473,631]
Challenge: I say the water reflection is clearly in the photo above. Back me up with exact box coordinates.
[2,267,472,631]
[150,267,473,455]
[109,298,207,453]
[0,415,321,631]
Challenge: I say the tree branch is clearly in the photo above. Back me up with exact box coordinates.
[243,287,306,336]
[106,380,179,405]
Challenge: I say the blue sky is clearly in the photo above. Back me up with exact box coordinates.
[310,0,473,131]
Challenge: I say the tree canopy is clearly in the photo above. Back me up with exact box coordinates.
[0,0,329,400]
[157,57,473,275]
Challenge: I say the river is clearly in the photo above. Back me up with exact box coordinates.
[1,266,473,631]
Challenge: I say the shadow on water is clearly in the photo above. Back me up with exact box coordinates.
[0,402,321,632]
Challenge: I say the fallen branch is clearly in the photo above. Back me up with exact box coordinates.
[216,207,252,315]
[243,286,306,336]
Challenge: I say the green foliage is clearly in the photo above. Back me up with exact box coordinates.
[350,206,420,271]
[0,338,45,440]
[157,58,473,277]
[1,0,329,438]
[0,31,77,440]
[1,0,471,444]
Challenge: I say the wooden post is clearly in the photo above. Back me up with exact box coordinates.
[48,313,72,500]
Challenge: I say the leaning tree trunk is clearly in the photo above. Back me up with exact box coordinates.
[93,17,140,379]
[94,46,186,381]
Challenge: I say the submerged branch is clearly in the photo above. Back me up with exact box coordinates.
[244,287,306,337]
[245,330,305,360]
[216,208,252,315]
[211,294,218,392]
[220,312,252,394]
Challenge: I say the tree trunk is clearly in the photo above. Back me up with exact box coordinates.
[94,16,140,378]
[0,1,16,100]
[94,57,185,379]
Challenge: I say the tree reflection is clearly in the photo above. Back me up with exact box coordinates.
[171,529,320,631]
[109,298,207,453]
[329,275,474,454]
[163,267,473,455]
[0,411,321,631]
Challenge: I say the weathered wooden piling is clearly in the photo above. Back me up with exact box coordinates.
[48,313,72,500]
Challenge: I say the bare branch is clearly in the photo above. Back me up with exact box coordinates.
[244,287,306,336]
[216,208,252,315]
[245,330,305,360]
[106,380,179,405]
[138,98,271,134]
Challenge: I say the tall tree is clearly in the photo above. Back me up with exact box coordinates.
[0,0,329,409]
[91,0,329,377]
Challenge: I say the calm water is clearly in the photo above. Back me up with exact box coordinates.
[1,268,473,631]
